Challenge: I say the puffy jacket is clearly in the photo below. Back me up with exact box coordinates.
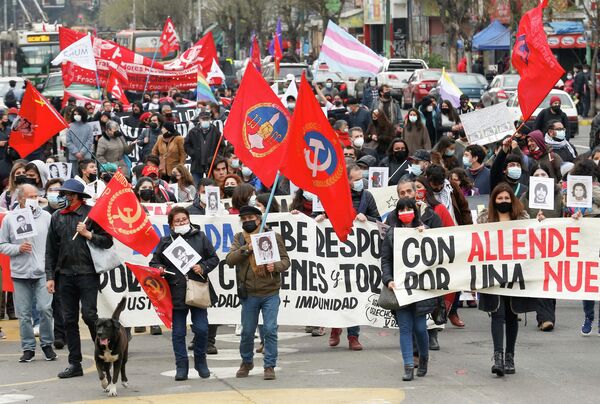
[226,230,290,297]
[45,203,113,280]
[184,125,222,174]
[149,225,219,310]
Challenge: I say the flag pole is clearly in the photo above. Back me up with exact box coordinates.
[142,44,160,101]
[206,133,224,178]
[259,171,281,233]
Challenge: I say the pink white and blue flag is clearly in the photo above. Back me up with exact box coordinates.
[318,20,383,77]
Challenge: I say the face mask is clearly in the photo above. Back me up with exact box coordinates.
[554,130,566,140]
[398,210,415,224]
[57,195,70,209]
[73,115,82,122]
[223,186,235,198]
[287,102,296,109]
[48,193,66,209]
[353,137,364,148]
[152,98,159,103]
[594,159,600,166]
[462,156,472,168]
[495,201,512,214]
[409,115,418,123]
[507,166,522,180]
[426,105,433,112]
[165,113,173,118]
[23,177,37,186]
[140,189,154,201]
[410,164,422,176]
[88,173,97,182]
[173,224,191,235]
[551,105,561,113]
[415,188,426,201]
[383,91,391,99]
[25,198,38,212]
[583,69,589,73]
[361,170,369,179]
[325,82,333,89]
[441,108,449,114]
[200,121,211,129]
[567,74,573,80]
[249,195,257,207]
[15,175,28,185]
[393,150,408,161]
[242,220,258,233]
[170,175,178,183]
[444,149,455,157]
[149,122,158,129]
[303,191,315,202]
[352,179,364,192]
[231,159,240,169]
[241,166,252,177]
[334,100,342,106]
[162,132,172,139]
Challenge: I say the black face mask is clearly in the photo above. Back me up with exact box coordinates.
[162,133,172,139]
[495,201,512,214]
[242,220,258,233]
[15,175,28,185]
[149,122,159,129]
[382,91,391,99]
[441,108,449,114]
[223,186,235,198]
[165,113,173,118]
[87,173,97,183]
[334,100,342,106]
[139,189,154,201]
[551,105,561,113]
[22,177,37,186]
[393,150,408,161]
[170,175,178,183]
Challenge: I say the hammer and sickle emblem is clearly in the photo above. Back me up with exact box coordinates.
[304,137,332,177]
[113,204,142,229]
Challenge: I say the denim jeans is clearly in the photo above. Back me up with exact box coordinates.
[172,307,208,363]
[395,306,428,366]
[59,273,99,365]
[12,278,54,351]
[240,294,280,368]
[583,301,598,320]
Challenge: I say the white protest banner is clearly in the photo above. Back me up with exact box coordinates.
[392,218,600,306]
[97,213,399,328]
[461,102,515,146]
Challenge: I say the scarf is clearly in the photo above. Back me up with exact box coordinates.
[544,134,576,159]
[60,199,85,214]
[242,230,267,277]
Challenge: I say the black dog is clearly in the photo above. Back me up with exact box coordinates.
[95,297,129,397]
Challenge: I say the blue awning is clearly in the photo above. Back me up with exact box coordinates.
[546,21,584,34]
[472,20,510,51]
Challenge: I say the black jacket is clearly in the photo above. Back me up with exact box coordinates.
[149,225,219,310]
[184,125,222,173]
[380,156,408,186]
[348,107,372,133]
[45,204,113,280]
[351,189,381,222]
[533,108,571,140]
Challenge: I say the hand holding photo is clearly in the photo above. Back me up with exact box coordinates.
[12,208,38,240]
[162,236,202,275]
[251,231,281,265]
[528,176,554,210]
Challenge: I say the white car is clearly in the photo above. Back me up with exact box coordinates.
[0,77,25,109]
[506,89,578,136]
[376,58,428,100]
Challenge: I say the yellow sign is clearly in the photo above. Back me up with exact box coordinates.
[27,35,51,43]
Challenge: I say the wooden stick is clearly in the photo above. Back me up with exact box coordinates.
[72,216,89,240]
[164,270,176,276]
[206,133,224,179]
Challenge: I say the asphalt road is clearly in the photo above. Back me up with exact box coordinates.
[0,299,599,404]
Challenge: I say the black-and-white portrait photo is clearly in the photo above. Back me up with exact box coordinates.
[529,177,555,211]
[162,235,202,275]
[251,231,281,265]
[12,208,37,240]
[46,162,72,179]
[567,175,593,209]
[205,185,220,216]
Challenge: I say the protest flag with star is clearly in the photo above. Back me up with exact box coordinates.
[88,169,160,256]
[222,65,291,188]
[278,74,355,241]
[126,262,173,329]
[9,82,68,158]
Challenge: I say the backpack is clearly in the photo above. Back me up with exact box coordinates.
[4,89,17,108]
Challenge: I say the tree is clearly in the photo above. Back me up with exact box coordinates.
[305,0,347,33]
[436,0,471,71]
[583,0,600,117]
[278,0,309,60]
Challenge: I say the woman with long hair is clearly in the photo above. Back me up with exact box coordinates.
[436,100,461,139]
[449,168,479,196]
[0,161,27,210]
[170,164,196,202]
[432,136,459,170]
[365,109,395,161]
[380,138,410,186]
[402,108,431,153]
[477,183,537,377]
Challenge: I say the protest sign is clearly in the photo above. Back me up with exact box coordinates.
[461,103,516,145]
[392,218,600,306]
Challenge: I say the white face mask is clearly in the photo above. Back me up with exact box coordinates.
[200,121,211,129]
[173,224,191,235]
[249,195,257,207]
[73,115,82,122]
[25,198,39,212]
[287,102,296,109]
[353,137,364,148]
[409,115,418,123]
[231,159,240,169]
[426,105,433,112]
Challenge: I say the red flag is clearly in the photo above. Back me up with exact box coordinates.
[159,17,179,58]
[222,66,290,187]
[279,74,355,241]
[107,74,130,105]
[0,213,13,293]
[251,36,261,72]
[107,60,129,85]
[511,0,565,121]
[274,34,283,76]
[88,170,160,256]
[9,82,68,158]
[126,263,173,329]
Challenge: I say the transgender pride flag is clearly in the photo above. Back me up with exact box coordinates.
[319,20,383,77]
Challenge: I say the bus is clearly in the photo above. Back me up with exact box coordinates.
[14,25,61,85]
[115,30,179,62]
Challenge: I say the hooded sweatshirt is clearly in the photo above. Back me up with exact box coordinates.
[526,130,563,180]
[29,160,49,190]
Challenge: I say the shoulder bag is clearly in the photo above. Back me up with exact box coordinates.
[185,275,211,308]
[87,240,121,274]
[378,285,401,311]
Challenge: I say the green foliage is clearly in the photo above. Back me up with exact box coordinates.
[423,54,449,69]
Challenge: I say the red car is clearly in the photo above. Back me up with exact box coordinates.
[401,69,442,109]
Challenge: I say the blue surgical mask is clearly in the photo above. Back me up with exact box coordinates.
[231,159,240,169]
[410,164,423,176]
[462,156,472,168]
[554,130,566,141]
[507,166,522,180]
[241,166,252,177]
[352,179,364,192]
[200,121,211,129]
[444,149,455,157]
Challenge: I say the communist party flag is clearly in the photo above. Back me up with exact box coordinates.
[279,74,355,241]
[88,169,160,256]
[9,82,68,158]
[126,263,172,329]
[222,65,290,187]
[159,17,179,58]
[511,0,564,121]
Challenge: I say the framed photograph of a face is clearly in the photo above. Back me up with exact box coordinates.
[529,177,554,210]
[368,167,388,189]
[46,162,71,179]
[88,121,102,138]
[205,186,220,216]
[162,236,202,275]
[12,208,37,240]
[566,175,593,209]
[251,231,281,265]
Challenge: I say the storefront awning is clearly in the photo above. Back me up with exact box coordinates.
[472,20,510,51]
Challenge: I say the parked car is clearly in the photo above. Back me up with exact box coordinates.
[41,72,100,100]
[262,62,313,94]
[429,72,488,105]
[376,58,428,101]
[481,74,520,107]
[0,77,25,109]
[401,69,442,108]
[506,89,578,136]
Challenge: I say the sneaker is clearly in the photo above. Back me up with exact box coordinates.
[582,317,593,336]
[42,345,57,361]
[311,327,325,337]
[19,350,35,362]
[235,324,242,336]
[0,328,6,339]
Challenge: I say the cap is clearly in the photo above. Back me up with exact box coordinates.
[357,155,377,168]
[199,111,212,119]
[163,121,176,134]
[142,165,159,178]
[550,96,561,105]
[58,179,92,199]
[409,149,431,162]
[7,107,18,115]
[239,205,262,217]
